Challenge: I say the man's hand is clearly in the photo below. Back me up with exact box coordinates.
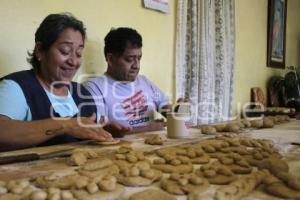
[131,119,165,134]
[149,119,166,131]
[103,122,132,138]
[160,97,190,117]
[174,98,190,112]
[176,97,189,103]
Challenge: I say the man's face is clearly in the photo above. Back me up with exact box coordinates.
[108,46,142,82]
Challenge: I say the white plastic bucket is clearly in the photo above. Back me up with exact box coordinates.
[167,112,190,138]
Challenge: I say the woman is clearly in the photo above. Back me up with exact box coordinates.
[0,13,130,151]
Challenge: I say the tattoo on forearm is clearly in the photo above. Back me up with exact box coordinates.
[45,127,64,136]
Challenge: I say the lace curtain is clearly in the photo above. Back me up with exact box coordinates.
[176,0,235,124]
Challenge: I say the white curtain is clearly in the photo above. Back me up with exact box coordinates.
[176,0,235,125]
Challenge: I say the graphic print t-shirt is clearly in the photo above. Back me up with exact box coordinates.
[84,74,169,127]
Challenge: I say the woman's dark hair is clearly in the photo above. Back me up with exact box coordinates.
[104,27,142,58]
[27,13,86,70]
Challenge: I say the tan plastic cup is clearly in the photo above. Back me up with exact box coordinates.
[167,112,190,138]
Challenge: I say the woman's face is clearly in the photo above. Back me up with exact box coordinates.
[38,28,84,84]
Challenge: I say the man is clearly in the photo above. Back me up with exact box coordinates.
[84,27,170,133]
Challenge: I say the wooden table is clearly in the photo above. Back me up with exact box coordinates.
[0,129,206,181]
[0,121,299,200]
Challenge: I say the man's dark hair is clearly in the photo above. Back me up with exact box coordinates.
[104,27,142,58]
[27,13,86,70]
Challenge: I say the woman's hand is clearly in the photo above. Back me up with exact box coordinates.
[62,113,113,141]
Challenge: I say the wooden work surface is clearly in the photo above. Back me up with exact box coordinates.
[0,121,300,200]
[0,129,207,181]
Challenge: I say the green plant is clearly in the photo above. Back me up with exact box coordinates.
[268,75,284,89]
[283,66,300,100]
[267,75,285,107]
[284,70,300,89]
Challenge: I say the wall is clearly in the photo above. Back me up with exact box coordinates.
[1,0,300,118]
[0,0,176,98]
[286,0,300,68]
[233,0,300,117]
